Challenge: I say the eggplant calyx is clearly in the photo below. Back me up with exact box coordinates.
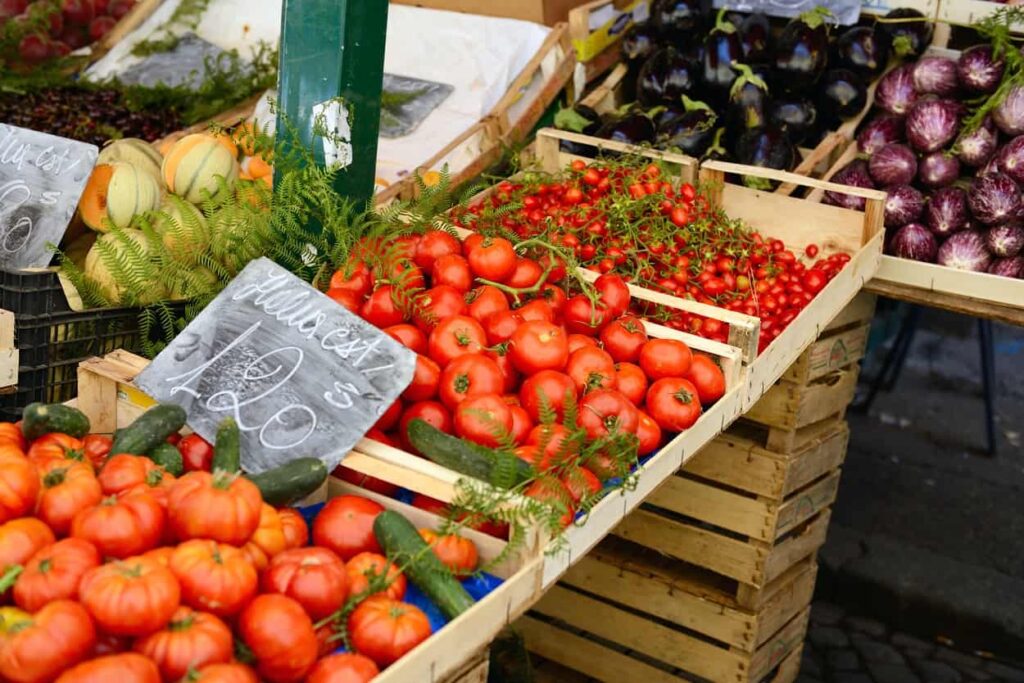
[554,107,594,133]
[714,7,737,34]
[799,6,833,30]
[647,105,668,119]
[729,62,768,99]
[743,174,775,191]
[682,95,711,113]
[891,34,915,58]
[703,127,727,159]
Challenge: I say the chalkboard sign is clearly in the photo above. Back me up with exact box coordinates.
[0,124,98,270]
[135,258,417,474]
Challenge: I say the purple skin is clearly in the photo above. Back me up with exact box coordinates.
[868,143,917,186]
[912,56,960,97]
[883,184,925,228]
[993,84,1024,136]
[985,223,1024,257]
[937,230,992,272]
[957,45,1005,95]
[905,99,961,153]
[857,114,905,155]
[997,135,1024,185]
[988,256,1024,278]
[957,118,998,168]
[918,151,960,188]
[926,186,969,237]
[889,222,938,262]
[875,66,918,116]
[823,159,876,211]
[968,173,1022,225]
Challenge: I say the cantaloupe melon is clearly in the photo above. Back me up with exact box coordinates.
[241,155,273,180]
[84,229,166,305]
[79,164,116,231]
[106,162,162,230]
[97,139,162,180]
[154,195,209,263]
[212,132,239,160]
[162,134,239,204]
[62,231,97,270]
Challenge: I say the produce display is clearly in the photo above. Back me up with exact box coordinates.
[0,0,135,68]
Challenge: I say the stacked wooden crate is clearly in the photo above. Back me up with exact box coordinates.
[519,294,875,683]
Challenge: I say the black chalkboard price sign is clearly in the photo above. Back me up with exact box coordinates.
[135,257,417,474]
[0,124,98,270]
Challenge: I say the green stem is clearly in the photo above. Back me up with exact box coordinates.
[0,565,21,593]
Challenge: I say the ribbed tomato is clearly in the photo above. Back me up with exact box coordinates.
[185,663,259,683]
[13,538,100,612]
[79,557,180,636]
[0,451,38,525]
[306,653,379,683]
[277,507,309,549]
[27,434,88,471]
[53,653,160,683]
[418,529,478,575]
[167,471,261,546]
[348,598,431,667]
[134,606,233,681]
[345,552,406,602]
[0,600,95,683]
[261,547,348,620]
[36,460,101,536]
[312,495,383,561]
[241,504,288,571]
[0,518,53,575]
[169,539,257,618]
[70,493,165,558]
[239,594,318,683]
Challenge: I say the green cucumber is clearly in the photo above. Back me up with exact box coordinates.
[22,403,90,440]
[373,510,475,619]
[245,457,327,506]
[211,418,241,473]
[406,419,532,489]
[147,443,184,476]
[110,404,187,455]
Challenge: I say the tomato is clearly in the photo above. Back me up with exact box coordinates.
[79,557,179,636]
[465,285,509,323]
[414,229,462,270]
[524,477,575,528]
[566,346,617,394]
[646,378,703,432]
[567,333,598,353]
[278,508,310,550]
[636,411,663,455]
[384,324,427,354]
[70,492,164,558]
[539,283,567,314]
[360,286,405,328]
[453,393,513,447]
[27,434,87,470]
[133,606,233,681]
[402,354,441,402]
[418,529,478,575]
[12,538,99,612]
[0,452,38,525]
[437,353,504,410]
[36,460,101,536]
[262,547,348,620]
[307,653,380,683]
[579,389,639,439]
[509,320,569,375]
[0,518,54,576]
[334,464,399,498]
[802,269,827,294]
[330,261,373,299]
[431,254,473,292]
[561,467,601,504]
[346,552,406,602]
[187,663,259,683]
[414,285,467,334]
[98,454,174,500]
[508,404,532,445]
[563,295,609,335]
[486,348,519,394]
[81,435,112,471]
[613,362,648,407]
[685,354,727,405]
[428,315,487,367]
[326,288,362,313]
[638,339,693,380]
[0,600,95,683]
[241,503,288,571]
[594,274,630,317]
[167,471,261,546]
[313,495,384,561]
[0,423,25,451]
[177,435,214,473]
[239,594,318,683]
[467,237,516,282]
[399,401,452,452]
[479,310,519,346]
[54,653,160,683]
[516,299,555,323]
[372,400,403,433]
[600,316,648,363]
[506,258,544,289]
[513,444,549,471]
[348,598,431,667]
[519,370,577,423]
[169,539,257,618]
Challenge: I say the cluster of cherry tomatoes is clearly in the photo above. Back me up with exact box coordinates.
[0,422,481,683]
[452,159,852,352]
[326,228,727,527]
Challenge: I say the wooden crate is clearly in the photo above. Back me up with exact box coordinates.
[390,0,590,26]
[567,0,649,93]
[443,650,489,683]
[0,310,18,393]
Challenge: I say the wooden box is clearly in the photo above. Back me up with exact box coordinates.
[567,0,649,89]
[390,0,591,26]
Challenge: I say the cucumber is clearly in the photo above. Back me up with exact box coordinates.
[407,419,532,489]
[22,403,90,440]
[373,510,475,619]
[110,404,187,456]
[147,443,184,476]
[245,457,327,506]
[211,418,240,473]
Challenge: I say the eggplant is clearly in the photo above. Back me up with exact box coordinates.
[769,97,819,146]
[834,26,890,78]
[555,104,603,156]
[727,63,770,135]
[817,68,867,126]
[658,96,718,157]
[597,112,656,145]
[703,127,730,162]
[740,13,771,63]
[702,9,744,105]
[637,47,699,106]
[734,125,796,188]
[621,22,658,65]
[652,106,685,132]
[879,8,933,59]
[824,159,876,211]
[651,0,706,43]
[772,8,831,94]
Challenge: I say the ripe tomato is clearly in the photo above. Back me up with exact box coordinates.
[508,404,532,445]
[514,444,549,471]
[187,663,259,683]
[98,454,175,500]
[313,495,384,561]
[278,507,310,550]
[329,261,373,299]
[685,354,727,405]
[82,435,112,470]
[802,269,828,294]
[327,288,362,313]
[0,422,25,451]
[307,653,379,683]
[566,346,617,393]
[414,285,467,334]
[345,552,406,602]
[579,389,639,439]
[467,237,516,282]
[414,229,461,271]
[262,547,348,620]
[402,354,441,402]
[539,283,567,314]
[0,452,38,525]
[79,557,180,636]
[516,299,554,323]
[13,538,100,612]
[428,315,487,367]
[384,324,427,354]
[348,598,432,667]
[168,471,261,546]
[567,333,598,353]
[418,529,479,575]
[53,653,160,683]
[133,606,233,681]
[614,362,648,406]
[524,477,575,528]
[636,411,663,455]
[638,338,693,380]
[519,370,577,423]
[0,518,54,576]
[509,320,569,374]
[35,459,100,536]
[482,310,521,345]
[27,433,87,471]
[526,423,572,468]
[169,539,257,618]
[561,467,601,504]
[334,465,399,498]
[241,503,288,571]
[373,400,402,433]
[360,286,405,328]
[438,353,504,410]
[486,348,519,394]
[0,600,95,683]
[454,394,513,448]
[239,594,319,683]
[600,316,648,363]
[431,254,473,292]
[506,258,544,288]
[70,493,164,559]
[563,295,609,335]
[177,434,214,473]
[399,401,453,452]
[594,274,631,317]
[646,378,703,432]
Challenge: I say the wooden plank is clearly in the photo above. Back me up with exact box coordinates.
[826,293,877,333]
[442,651,488,683]
[749,609,811,682]
[762,511,831,586]
[866,277,1024,328]
[580,62,627,115]
[75,357,120,434]
[773,470,841,540]
[769,643,805,683]
[783,322,870,385]
[646,475,774,542]
[746,367,859,432]
[0,310,14,348]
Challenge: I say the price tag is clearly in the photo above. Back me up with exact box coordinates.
[136,258,417,474]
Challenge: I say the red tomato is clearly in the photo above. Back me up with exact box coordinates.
[13,538,100,612]
[685,354,727,405]
[454,394,513,448]
[348,598,431,667]
[466,285,510,323]
[307,654,380,683]
[636,411,663,455]
[431,254,473,292]
[360,286,405,328]
[508,405,532,445]
[513,444,549,471]
[600,316,649,363]
[563,295,609,335]
[262,547,349,620]
[79,557,180,637]
[133,606,233,682]
[345,553,406,602]
[372,400,402,433]
[82,435,112,470]
[638,338,693,380]
[278,508,309,550]
[461,232,485,256]
[482,310,522,345]
[312,496,384,561]
[333,465,399,498]
[526,423,572,469]
[54,653,160,683]
[509,320,569,375]
[467,237,516,282]
[187,663,259,683]
[239,595,318,683]
[519,370,577,423]
[402,354,441,402]
[0,600,95,683]
[384,324,427,354]
[594,274,631,317]
[566,333,598,353]
[418,529,478,575]
[169,539,257,618]
[524,477,575,528]
[326,288,362,313]
[561,467,601,504]
[486,348,519,394]
[400,401,453,451]
[516,299,555,323]
[167,471,262,546]
[614,362,648,406]
[329,261,373,299]
[414,285,467,334]
[414,229,461,271]
[35,459,101,536]
[70,492,165,559]
[539,284,567,314]
[438,353,504,410]
[646,378,703,432]
[506,258,544,288]
[566,346,617,393]
[427,315,486,367]
[177,434,214,473]
[579,389,639,439]
[0,518,54,578]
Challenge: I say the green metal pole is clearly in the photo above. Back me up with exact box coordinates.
[275,0,389,206]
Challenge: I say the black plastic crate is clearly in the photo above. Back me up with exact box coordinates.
[0,269,166,420]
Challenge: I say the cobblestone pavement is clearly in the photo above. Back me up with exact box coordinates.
[799,602,1024,683]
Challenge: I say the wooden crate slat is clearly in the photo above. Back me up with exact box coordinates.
[783,322,870,385]
[745,367,859,432]
[762,511,831,587]
[773,470,841,541]
[749,608,811,682]
[646,475,775,542]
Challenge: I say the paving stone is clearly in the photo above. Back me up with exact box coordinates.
[891,631,935,655]
[854,639,906,665]
[865,662,922,683]
[961,668,994,681]
[985,660,1024,682]
[794,676,822,683]
[913,661,962,683]
[801,650,822,677]
[937,646,991,671]
[834,674,873,683]
[846,615,888,638]
[811,602,846,626]
[810,625,850,650]
[829,649,861,672]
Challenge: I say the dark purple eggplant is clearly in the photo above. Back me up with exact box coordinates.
[918,151,960,188]
[884,184,925,228]
[739,13,771,63]
[926,187,969,237]
[869,143,917,187]
[597,112,656,145]
[912,57,960,97]
[652,106,685,131]
[957,117,998,168]
[772,8,830,94]
[985,223,1024,257]
[702,10,744,104]
[905,99,961,153]
[938,231,992,272]
[958,45,1005,96]
[857,114,905,155]
[969,173,1022,225]
[734,125,796,188]
[834,26,890,78]
[999,135,1024,185]
[658,96,717,157]
[989,256,1024,278]
[651,0,706,43]
[621,22,658,64]
[879,8,933,59]
[637,47,699,106]
[818,68,867,125]
[769,97,819,147]
[727,63,770,134]
[823,158,876,211]
[555,104,603,156]
[993,84,1024,136]
[875,65,918,116]
[889,223,938,262]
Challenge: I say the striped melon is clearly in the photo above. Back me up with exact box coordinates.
[97,139,162,180]
[155,195,209,263]
[106,162,162,230]
[162,133,239,204]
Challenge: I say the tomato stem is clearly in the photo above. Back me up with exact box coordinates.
[0,565,23,593]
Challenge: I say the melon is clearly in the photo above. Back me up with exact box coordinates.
[154,195,209,263]
[62,231,97,270]
[162,133,239,204]
[106,162,162,230]
[79,164,115,231]
[97,139,162,180]
[84,229,166,305]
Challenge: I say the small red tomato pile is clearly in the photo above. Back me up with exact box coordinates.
[450,159,852,352]
[327,228,727,527]
[0,421,480,682]
[1,0,135,66]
